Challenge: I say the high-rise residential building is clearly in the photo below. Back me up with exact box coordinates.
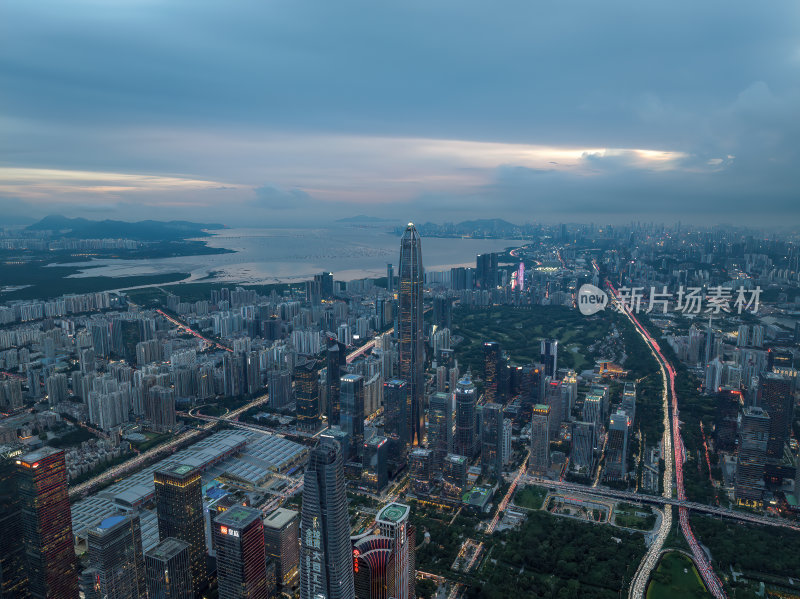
[757,373,794,459]
[502,418,513,465]
[735,406,771,504]
[362,436,389,493]
[540,339,558,378]
[480,402,504,480]
[17,447,78,599]
[214,506,270,599]
[153,464,207,595]
[145,538,193,599]
[427,391,452,472]
[387,263,394,293]
[340,374,365,459]
[0,443,27,598]
[737,324,750,348]
[146,385,176,432]
[268,369,292,409]
[604,410,630,481]
[375,503,415,599]
[530,405,551,475]
[263,509,299,591]
[483,342,501,403]
[454,373,477,458]
[398,223,425,446]
[295,358,320,432]
[83,513,146,599]
[383,378,412,447]
[300,435,354,599]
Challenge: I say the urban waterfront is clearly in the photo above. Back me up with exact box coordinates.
[55,227,522,285]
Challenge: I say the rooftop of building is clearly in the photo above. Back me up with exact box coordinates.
[215,505,261,529]
[377,503,409,524]
[156,463,197,478]
[96,514,127,531]
[18,445,61,464]
[263,507,298,529]
[146,537,190,560]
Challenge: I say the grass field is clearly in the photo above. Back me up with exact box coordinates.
[614,502,656,530]
[646,552,710,599]
[451,305,612,373]
[514,485,548,510]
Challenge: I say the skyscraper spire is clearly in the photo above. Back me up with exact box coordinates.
[398,222,425,446]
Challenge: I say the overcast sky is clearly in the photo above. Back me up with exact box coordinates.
[1,1,799,227]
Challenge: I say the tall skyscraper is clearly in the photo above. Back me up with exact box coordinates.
[295,358,320,432]
[604,410,630,481]
[1,443,27,598]
[571,421,596,473]
[427,391,452,472]
[483,342,501,403]
[340,374,365,459]
[398,223,424,445]
[386,263,394,293]
[476,253,498,289]
[454,373,477,459]
[17,447,78,599]
[263,509,299,592]
[480,402,504,480]
[544,378,563,439]
[326,341,342,426]
[757,373,794,459]
[214,506,270,599]
[300,435,354,599]
[735,406,771,504]
[83,513,146,599]
[145,538,193,599]
[540,339,558,379]
[153,464,207,595]
[352,535,393,599]
[530,405,551,475]
[375,503,415,599]
[383,378,412,447]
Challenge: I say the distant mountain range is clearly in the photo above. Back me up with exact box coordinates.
[27,215,225,241]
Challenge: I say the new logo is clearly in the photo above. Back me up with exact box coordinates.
[577,284,608,315]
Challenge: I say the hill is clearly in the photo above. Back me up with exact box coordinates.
[27,215,225,241]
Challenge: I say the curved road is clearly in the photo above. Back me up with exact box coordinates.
[610,284,727,598]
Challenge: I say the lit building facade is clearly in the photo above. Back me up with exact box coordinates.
[17,447,79,599]
[153,464,208,595]
[398,223,424,445]
[213,506,271,599]
[300,435,354,599]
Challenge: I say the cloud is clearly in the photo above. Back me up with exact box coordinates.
[0,1,798,225]
[252,185,314,210]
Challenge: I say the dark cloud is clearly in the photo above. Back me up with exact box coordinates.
[0,1,798,225]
